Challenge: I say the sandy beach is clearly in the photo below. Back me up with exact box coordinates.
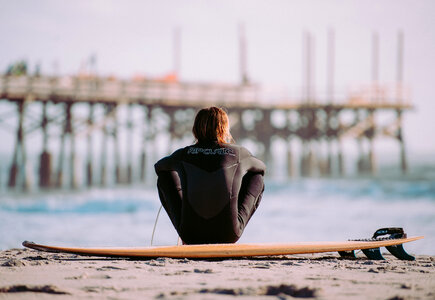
[0,248,434,300]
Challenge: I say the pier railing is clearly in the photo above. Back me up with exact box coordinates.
[0,75,411,109]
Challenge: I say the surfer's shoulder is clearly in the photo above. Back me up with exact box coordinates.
[234,145,266,173]
[154,148,185,172]
[230,144,253,158]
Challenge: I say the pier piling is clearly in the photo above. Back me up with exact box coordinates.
[100,106,108,186]
[8,101,30,190]
[127,103,134,184]
[86,103,94,187]
[39,101,52,188]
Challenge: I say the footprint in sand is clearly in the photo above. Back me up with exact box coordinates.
[194,268,213,273]
[96,266,126,271]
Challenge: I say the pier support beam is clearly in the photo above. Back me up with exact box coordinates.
[56,106,66,188]
[325,139,332,176]
[8,101,30,190]
[69,107,78,189]
[126,103,134,183]
[367,109,376,174]
[56,102,77,189]
[113,104,121,184]
[300,141,315,177]
[287,138,294,177]
[100,104,121,185]
[355,109,365,173]
[337,138,344,176]
[325,110,333,176]
[396,109,408,173]
[100,105,109,186]
[328,109,344,176]
[167,109,177,154]
[86,103,94,187]
[256,109,273,167]
[297,107,318,176]
[357,137,364,173]
[39,101,52,188]
[140,106,150,182]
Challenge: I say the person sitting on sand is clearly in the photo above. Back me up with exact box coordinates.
[154,106,265,244]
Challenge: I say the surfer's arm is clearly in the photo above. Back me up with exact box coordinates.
[234,147,265,235]
[155,149,185,230]
[154,149,184,173]
[237,172,264,234]
[157,171,182,229]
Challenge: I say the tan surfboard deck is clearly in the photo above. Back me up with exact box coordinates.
[22,236,423,259]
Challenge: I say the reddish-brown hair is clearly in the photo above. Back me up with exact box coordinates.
[192,107,234,144]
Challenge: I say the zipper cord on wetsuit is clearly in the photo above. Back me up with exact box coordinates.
[150,205,162,246]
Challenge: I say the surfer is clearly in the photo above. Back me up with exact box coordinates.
[155,107,266,244]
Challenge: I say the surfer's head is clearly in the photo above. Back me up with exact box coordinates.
[193,106,234,144]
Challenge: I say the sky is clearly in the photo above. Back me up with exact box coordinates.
[0,0,434,163]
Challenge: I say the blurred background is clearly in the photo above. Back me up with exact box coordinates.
[0,0,434,255]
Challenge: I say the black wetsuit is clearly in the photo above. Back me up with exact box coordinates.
[154,141,266,244]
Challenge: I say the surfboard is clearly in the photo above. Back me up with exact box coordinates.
[22,236,423,260]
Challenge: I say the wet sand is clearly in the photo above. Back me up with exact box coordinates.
[0,248,434,299]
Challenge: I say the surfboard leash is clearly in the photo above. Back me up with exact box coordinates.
[348,227,407,242]
[150,204,183,246]
[150,205,163,246]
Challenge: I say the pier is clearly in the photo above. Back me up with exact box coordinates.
[0,30,412,191]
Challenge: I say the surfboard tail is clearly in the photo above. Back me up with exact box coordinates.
[349,227,416,261]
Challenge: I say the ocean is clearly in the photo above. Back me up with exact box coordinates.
[1,175,434,255]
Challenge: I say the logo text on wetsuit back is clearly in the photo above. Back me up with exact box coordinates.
[188,147,235,156]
